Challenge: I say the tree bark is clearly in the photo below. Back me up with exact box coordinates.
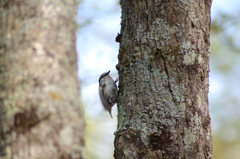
[0,1,84,159]
[115,0,212,158]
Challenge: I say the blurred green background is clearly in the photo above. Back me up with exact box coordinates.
[77,0,240,158]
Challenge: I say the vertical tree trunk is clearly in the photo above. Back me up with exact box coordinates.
[0,1,84,159]
[115,0,212,158]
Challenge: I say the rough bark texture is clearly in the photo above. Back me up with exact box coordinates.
[0,1,84,159]
[115,0,212,158]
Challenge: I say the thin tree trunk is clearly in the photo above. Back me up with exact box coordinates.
[115,0,212,158]
[0,1,84,159]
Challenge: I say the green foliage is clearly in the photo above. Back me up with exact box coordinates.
[213,135,240,159]
[210,9,240,159]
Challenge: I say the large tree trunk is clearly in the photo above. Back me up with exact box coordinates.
[0,1,84,159]
[114,0,212,158]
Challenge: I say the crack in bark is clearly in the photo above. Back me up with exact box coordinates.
[160,53,176,104]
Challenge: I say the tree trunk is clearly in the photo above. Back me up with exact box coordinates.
[0,1,84,159]
[114,0,212,158]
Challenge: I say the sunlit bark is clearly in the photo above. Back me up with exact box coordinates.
[0,1,84,158]
[114,0,212,158]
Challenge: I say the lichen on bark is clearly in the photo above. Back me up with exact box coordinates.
[115,0,212,158]
[0,1,84,158]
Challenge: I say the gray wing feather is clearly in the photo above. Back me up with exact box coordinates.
[99,86,113,118]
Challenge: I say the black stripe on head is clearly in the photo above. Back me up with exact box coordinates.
[99,70,110,83]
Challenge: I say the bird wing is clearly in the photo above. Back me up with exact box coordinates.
[99,86,111,110]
